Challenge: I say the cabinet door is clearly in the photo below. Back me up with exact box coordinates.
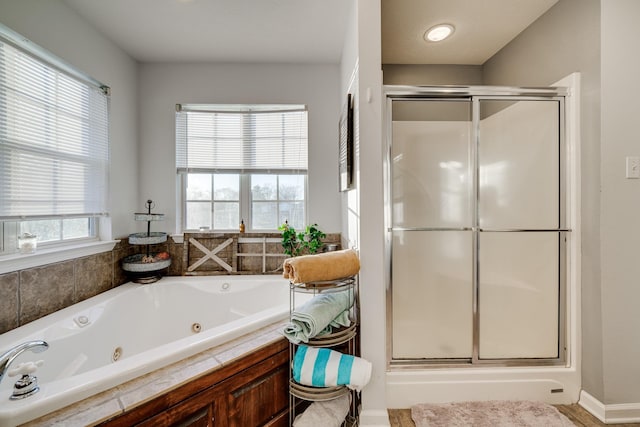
[170,405,212,427]
[136,387,217,427]
[225,349,289,427]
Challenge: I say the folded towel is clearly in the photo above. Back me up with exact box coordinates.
[293,393,350,427]
[292,346,372,392]
[283,290,353,344]
[283,249,360,284]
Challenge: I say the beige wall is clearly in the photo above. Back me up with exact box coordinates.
[382,64,483,86]
[0,0,140,238]
[482,0,605,402]
[380,0,610,405]
[0,0,142,330]
[137,62,342,235]
[478,0,640,408]
[599,0,640,405]
[340,0,359,252]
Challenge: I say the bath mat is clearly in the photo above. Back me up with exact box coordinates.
[411,400,575,427]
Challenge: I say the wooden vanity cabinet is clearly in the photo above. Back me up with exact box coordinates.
[100,338,289,427]
[222,352,289,427]
[137,386,216,427]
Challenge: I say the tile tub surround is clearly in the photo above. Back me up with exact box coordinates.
[0,252,113,334]
[21,322,287,426]
[19,261,75,325]
[0,237,181,334]
[0,233,341,334]
[0,239,132,334]
[0,274,18,333]
[182,232,342,275]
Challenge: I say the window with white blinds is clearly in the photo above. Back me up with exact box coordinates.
[0,25,109,254]
[175,104,308,232]
[176,104,307,173]
[0,34,110,221]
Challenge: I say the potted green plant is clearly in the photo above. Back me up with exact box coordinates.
[278,221,326,257]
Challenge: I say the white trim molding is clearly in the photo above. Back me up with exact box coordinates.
[579,390,640,424]
[0,240,119,275]
[359,409,391,427]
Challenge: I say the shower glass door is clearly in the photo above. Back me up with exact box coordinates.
[390,99,473,360]
[388,92,566,365]
[477,99,562,360]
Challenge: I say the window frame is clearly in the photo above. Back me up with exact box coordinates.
[180,172,308,232]
[176,103,309,233]
[0,23,108,255]
[248,173,307,231]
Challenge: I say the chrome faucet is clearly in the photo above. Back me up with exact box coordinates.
[0,340,49,386]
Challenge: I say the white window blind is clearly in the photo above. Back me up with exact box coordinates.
[176,104,308,173]
[0,35,109,220]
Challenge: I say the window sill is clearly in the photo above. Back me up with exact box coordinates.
[0,240,120,275]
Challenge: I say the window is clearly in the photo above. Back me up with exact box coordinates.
[0,25,109,254]
[176,104,308,232]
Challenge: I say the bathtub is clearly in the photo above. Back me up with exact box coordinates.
[0,274,298,427]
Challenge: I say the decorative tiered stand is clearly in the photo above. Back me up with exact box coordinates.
[121,200,171,284]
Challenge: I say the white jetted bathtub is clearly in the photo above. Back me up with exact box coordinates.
[0,274,293,427]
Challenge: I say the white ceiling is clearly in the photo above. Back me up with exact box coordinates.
[62,0,353,63]
[62,0,558,65]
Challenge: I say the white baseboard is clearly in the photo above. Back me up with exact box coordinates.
[359,409,391,427]
[579,390,640,424]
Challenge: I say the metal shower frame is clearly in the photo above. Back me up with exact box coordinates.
[383,85,570,369]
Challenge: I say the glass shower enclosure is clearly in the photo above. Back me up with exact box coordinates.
[385,86,569,367]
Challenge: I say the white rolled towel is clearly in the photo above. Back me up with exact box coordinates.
[293,394,350,427]
[292,346,372,392]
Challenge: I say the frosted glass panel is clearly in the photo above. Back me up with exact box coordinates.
[392,230,472,359]
[389,95,564,365]
[478,100,559,229]
[478,232,559,359]
[391,101,471,228]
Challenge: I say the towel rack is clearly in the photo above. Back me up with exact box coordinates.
[288,275,360,426]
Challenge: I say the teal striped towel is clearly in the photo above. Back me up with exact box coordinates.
[283,290,353,344]
[292,346,372,391]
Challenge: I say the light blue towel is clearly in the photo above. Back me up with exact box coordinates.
[292,346,372,392]
[283,290,353,344]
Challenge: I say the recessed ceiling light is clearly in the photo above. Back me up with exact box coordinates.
[424,24,455,42]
